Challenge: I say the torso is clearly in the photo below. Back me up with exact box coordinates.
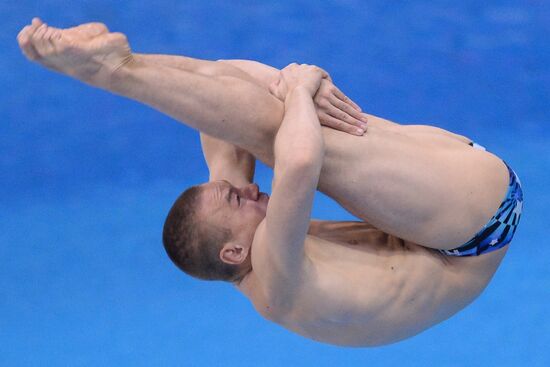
[238,220,508,346]
[238,115,510,345]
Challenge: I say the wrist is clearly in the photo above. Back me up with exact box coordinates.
[285,86,312,104]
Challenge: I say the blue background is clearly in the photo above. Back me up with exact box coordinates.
[1,1,549,366]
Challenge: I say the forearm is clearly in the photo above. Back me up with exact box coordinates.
[200,133,255,187]
[258,87,324,287]
[274,87,324,178]
[109,58,283,166]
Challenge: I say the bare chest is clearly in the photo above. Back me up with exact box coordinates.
[242,222,458,345]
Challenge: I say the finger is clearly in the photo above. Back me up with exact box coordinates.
[332,86,362,112]
[319,113,365,136]
[346,98,362,113]
[329,95,368,127]
[326,105,366,130]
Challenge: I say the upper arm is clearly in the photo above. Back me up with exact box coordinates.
[200,133,256,186]
[250,89,324,305]
[252,162,318,304]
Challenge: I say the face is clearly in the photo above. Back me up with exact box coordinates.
[198,180,270,245]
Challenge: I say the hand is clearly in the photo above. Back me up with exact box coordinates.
[269,63,367,136]
[314,79,368,136]
[269,63,327,100]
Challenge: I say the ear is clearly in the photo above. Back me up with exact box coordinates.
[219,241,249,265]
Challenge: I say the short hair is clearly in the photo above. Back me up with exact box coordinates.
[162,185,244,282]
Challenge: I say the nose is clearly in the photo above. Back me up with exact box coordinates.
[242,183,259,200]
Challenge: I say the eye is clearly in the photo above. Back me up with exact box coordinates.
[237,194,241,206]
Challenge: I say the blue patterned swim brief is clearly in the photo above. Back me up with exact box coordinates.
[440,146,523,257]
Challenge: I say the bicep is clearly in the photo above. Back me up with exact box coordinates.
[252,165,318,299]
[266,168,317,254]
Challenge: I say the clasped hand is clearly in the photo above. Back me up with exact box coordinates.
[269,63,368,135]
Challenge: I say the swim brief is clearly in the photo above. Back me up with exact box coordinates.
[440,143,523,257]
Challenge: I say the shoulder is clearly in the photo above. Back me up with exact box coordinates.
[245,223,317,315]
[236,270,289,323]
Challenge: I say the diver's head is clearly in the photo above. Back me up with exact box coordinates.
[162,181,269,282]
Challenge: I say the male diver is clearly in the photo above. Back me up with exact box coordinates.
[17,19,523,346]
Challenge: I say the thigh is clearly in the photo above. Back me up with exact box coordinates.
[400,124,473,145]
[421,147,510,249]
[322,124,510,250]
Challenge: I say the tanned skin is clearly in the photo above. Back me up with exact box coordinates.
[18,19,510,346]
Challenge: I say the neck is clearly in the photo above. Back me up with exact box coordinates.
[233,268,254,292]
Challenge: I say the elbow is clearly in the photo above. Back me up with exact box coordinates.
[277,147,324,176]
[294,148,324,169]
[275,129,325,171]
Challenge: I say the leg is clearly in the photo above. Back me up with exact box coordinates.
[18,19,283,166]
[318,122,511,249]
[18,20,510,250]
[133,53,266,86]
